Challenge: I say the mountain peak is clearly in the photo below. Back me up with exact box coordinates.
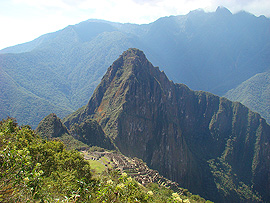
[36,113,68,139]
[116,48,148,71]
[81,48,164,119]
[105,48,158,82]
[121,48,145,59]
[215,6,232,16]
[64,48,270,202]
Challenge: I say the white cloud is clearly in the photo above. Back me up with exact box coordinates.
[0,14,72,50]
[204,0,270,16]
[242,0,270,16]
[13,0,69,9]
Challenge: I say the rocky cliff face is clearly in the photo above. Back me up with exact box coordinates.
[64,48,270,202]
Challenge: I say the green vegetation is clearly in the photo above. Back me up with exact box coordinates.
[0,118,210,202]
[93,170,210,203]
[35,113,89,150]
[0,118,92,202]
[0,25,133,128]
[0,66,72,128]
[57,133,89,150]
[208,158,261,202]
[88,145,106,152]
[225,71,270,124]
[69,118,114,150]
[35,113,68,139]
[36,113,114,151]
[88,159,108,174]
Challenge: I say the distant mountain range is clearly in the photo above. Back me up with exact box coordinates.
[61,48,270,202]
[1,6,270,127]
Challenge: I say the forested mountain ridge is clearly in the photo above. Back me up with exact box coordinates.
[64,48,270,202]
[0,65,72,126]
[36,113,115,151]
[225,71,270,124]
[0,25,136,127]
[1,7,270,127]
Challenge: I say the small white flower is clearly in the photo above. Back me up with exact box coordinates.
[147,191,153,196]
[107,179,113,184]
[116,183,125,189]
[183,199,190,203]
[24,177,29,182]
[176,196,183,202]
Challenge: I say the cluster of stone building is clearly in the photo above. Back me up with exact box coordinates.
[84,150,183,194]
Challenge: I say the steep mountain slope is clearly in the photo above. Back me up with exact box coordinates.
[35,113,69,139]
[1,7,270,127]
[225,71,270,124]
[64,49,270,202]
[36,113,114,150]
[0,67,72,127]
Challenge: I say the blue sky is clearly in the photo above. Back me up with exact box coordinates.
[1,0,270,50]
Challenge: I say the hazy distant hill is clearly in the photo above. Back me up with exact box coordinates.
[0,23,137,127]
[0,66,71,126]
[1,7,270,127]
[64,48,270,202]
[225,71,270,124]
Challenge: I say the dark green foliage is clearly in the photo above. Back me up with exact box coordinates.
[35,113,89,150]
[0,66,72,128]
[0,118,93,202]
[89,169,197,203]
[62,105,86,129]
[35,113,68,139]
[88,145,106,152]
[36,113,114,151]
[208,158,262,202]
[57,133,89,150]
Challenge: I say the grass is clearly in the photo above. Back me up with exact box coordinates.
[88,159,106,174]
[87,156,113,174]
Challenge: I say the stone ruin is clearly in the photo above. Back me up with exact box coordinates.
[82,150,183,194]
